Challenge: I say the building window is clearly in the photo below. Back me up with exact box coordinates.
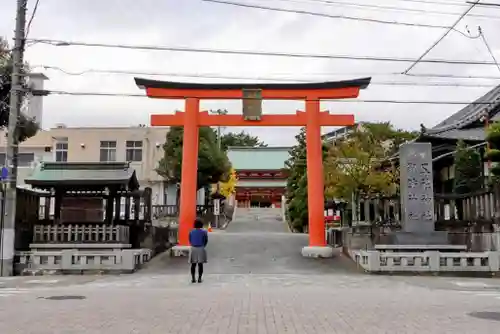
[125,140,143,162]
[100,141,117,162]
[18,153,35,167]
[55,138,68,162]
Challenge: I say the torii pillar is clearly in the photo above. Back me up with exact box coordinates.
[135,78,371,257]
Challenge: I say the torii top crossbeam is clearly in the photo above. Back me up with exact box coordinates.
[135,77,371,127]
[135,77,371,99]
[135,77,371,251]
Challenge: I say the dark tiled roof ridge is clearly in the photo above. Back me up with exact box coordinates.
[426,84,500,135]
[40,162,131,171]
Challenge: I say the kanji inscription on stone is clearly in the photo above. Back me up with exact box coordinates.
[399,142,434,233]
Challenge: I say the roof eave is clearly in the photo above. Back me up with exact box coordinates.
[24,179,131,186]
[418,133,485,142]
[134,77,372,91]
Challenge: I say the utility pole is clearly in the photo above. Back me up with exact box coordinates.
[211,108,228,150]
[210,109,228,228]
[1,0,27,276]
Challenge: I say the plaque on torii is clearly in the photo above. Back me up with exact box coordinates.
[242,88,262,121]
[135,78,371,249]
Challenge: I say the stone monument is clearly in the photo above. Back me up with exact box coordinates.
[390,142,448,245]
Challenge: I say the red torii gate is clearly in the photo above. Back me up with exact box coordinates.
[135,78,371,255]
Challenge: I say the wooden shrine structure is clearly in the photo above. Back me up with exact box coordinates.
[136,78,371,252]
[24,162,149,229]
[11,162,159,275]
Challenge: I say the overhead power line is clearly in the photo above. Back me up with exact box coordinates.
[34,65,499,88]
[358,0,470,6]
[32,65,394,78]
[467,1,500,6]
[351,0,469,6]
[41,89,500,105]
[25,0,40,39]
[406,73,500,80]
[478,27,500,73]
[26,38,500,67]
[202,0,495,34]
[274,0,500,20]
[402,1,479,74]
[201,0,454,29]
[370,81,495,87]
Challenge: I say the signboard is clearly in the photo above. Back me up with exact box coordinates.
[214,199,220,216]
[242,88,262,121]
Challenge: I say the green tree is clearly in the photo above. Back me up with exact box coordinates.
[220,131,266,151]
[453,140,483,194]
[324,128,396,221]
[0,37,38,142]
[285,122,413,230]
[486,121,500,179]
[284,128,328,232]
[156,126,231,193]
[486,121,500,224]
[361,122,418,155]
[285,128,308,232]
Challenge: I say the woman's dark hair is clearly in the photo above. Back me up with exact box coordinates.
[194,219,204,229]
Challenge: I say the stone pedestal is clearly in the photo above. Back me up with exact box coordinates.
[301,246,337,258]
[380,142,464,249]
[170,245,191,257]
[388,231,449,245]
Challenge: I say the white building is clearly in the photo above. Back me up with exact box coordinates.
[0,125,206,205]
[0,73,204,205]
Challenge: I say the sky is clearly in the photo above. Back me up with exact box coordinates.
[1,0,500,146]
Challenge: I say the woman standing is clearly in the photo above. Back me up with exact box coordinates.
[188,218,208,283]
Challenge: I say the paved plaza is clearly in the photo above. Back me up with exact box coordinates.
[1,214,500,333]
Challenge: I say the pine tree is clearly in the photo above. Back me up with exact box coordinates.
[285,128,308,232]
[156,126,230,190]
[486,122,500,180]
[284,128,329,232]
[453,140,483,194]
[0,37,38,141]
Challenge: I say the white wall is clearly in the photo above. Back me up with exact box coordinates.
[25,73,48,128]
[164,184,205,206]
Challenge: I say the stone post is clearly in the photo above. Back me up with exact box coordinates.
[392,142,448,245]
[399,142,435,233]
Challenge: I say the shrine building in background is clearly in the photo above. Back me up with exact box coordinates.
[227,146,290,208]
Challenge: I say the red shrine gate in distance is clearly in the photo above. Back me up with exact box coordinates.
[135,77,371,257]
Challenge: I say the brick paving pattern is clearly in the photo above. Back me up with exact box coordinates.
[0,211,499,333]
[1,273,500,333]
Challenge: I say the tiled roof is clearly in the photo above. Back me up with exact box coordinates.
[228,147,291,170]
[237,180,287,188]
[421,128,486,141]
[25,162,139,189]
[423,85,500,141]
